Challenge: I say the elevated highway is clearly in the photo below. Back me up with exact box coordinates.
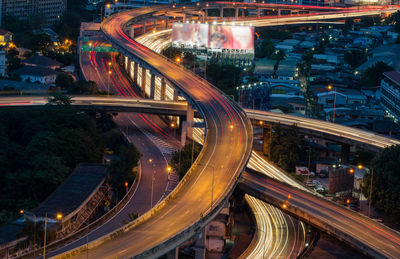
[2,96,399,151]
[49,4,254,259]
[9,2,400,258]
[240,169,400,259]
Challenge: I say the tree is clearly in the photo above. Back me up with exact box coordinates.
[362,145,400,224]
[269,124,302,172]
[387,11,400,33]
[256,38,275,58]
[47,93,72,106]
[359,61,393,87]
[55,74,74,90]
[170,142,202,180]
[344,50,366,69]
[26,33,51,52]
[7,57,23,74]
[206,64,241,95]
[108,144,141,194]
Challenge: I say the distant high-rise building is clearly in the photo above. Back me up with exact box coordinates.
[381,71,400,123]
[0,0,66,27]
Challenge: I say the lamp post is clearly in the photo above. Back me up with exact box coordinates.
[369,168,374,217]
[20,210,37,254]
[108,70,112,96]
[327,85,336,123]
[196,163,215,211]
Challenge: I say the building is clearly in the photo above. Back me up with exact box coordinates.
[1,0,66,27]
[0,50,5,76]
[0,28,12,45]
[328,165,354,194]
[15,66,58,84]
[381,71,400,122]
[23,55,62,70]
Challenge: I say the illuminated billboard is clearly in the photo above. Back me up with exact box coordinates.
[209,25,254,50]
[172,23,254,51]
[171,23,209,49]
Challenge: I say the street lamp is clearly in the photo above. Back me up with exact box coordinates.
[170,122,176,137]
[196,163,215,211]
[327,84,336,123]
[124,181,129,194]
[108,70,112,96]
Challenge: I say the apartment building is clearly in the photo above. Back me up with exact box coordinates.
[0,0,66,27]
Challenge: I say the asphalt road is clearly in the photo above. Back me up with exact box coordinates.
[50,6,253,258]
[44,42,181,258]
[241,171,400,259]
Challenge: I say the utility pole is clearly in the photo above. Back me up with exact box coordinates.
[43,213,47,259]
[369,168,374,217]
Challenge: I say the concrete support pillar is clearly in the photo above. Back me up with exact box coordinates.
[173,89,179,101]
[257,8,261,17]
[141,67,146,96]
[153,19,157,29]
[262,125,271,157]
[166,247,179,259]
[235,7,239,19]
[161,78,166,101]
[278,9,282,16]
[204,8,208,19]
[150,73,155,99]
[165,17,169,29]
[142,21,146,33]
[186,104,194,140]
[341,144,350,164]
[183,13,186,22]
[133,62,138,85]
[220,7,224,18]
[129,26,135,38]
[194,228,206,259]
[242,8,245,18]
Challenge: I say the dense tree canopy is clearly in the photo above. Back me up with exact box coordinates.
[359,61,393,87]
[362,145,400,224]
[344,50,366,69]
[0,108,104,224]
[170,142,202,180]
[269,124,302,172]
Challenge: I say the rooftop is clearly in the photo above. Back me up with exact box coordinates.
[23,55,62,68]
[383,71,400,86]
[0,28,12,36]
[15,66,58,77]
[31,164,108,220]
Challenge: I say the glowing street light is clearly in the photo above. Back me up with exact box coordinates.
[124,181,129,193]
[167,166,172,173]
[175,57,181,63]
[108,70,112,96]
[56,213,63,221]
[327,84,337,123]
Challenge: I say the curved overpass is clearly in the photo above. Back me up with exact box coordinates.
[50,6,253,259]
[2,97,398,151]
[240,169,400,259]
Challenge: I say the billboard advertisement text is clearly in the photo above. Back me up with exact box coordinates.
[172,23,254,51]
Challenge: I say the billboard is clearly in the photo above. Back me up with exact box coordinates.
[171,23,209,49]
[172,23,254,51]
[209,25,254,50]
